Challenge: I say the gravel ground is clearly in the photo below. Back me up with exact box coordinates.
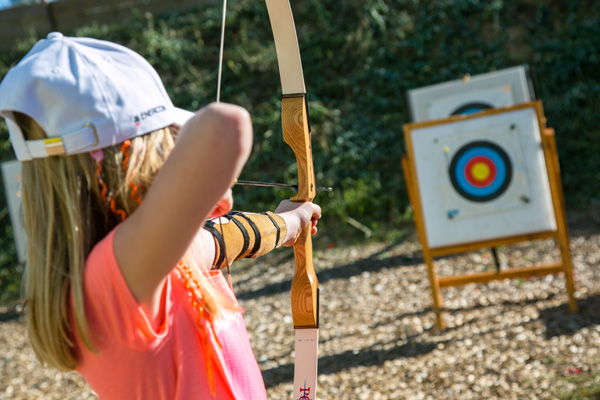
[1,209,600,399]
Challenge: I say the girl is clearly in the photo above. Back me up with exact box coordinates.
[0,33,321,399]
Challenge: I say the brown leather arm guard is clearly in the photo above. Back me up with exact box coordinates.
[204,211,288,270]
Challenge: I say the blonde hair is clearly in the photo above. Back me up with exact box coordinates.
[16,113,234,371]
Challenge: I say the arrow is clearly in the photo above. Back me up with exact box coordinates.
[235,179,332,192]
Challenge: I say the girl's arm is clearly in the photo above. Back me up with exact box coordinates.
[114,103,253,310]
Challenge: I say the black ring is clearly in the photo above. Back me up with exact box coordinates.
[448,140,512,203]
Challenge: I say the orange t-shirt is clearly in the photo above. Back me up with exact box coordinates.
[73,227,267,399]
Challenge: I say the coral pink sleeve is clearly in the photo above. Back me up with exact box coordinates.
[83,227,170,349]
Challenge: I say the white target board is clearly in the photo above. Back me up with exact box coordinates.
[408,104,555,249]
[2,160,26,264]
[407,65,534,122]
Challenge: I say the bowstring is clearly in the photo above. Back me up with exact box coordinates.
[216,0,227,104]
[216,0,233,291]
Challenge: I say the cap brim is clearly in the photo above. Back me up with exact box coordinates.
[171,107,195,127]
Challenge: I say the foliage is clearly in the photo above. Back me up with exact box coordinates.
[558,370,600,400]
[1,0,599,302]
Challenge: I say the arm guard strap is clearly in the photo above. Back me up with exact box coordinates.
[204,211,287,270]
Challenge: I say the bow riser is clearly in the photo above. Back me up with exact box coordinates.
[282,95,316,202]
[282,95,318,328]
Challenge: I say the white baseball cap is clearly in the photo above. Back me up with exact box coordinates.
[0,32,195,161]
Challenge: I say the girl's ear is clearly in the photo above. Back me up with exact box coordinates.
[209,190,233,218]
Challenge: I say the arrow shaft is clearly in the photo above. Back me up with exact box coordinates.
[235,179,332,192]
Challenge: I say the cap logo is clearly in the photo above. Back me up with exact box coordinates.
[134,105,167,126]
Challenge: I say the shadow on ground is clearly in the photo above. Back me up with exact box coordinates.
[538,294,600,338]
[236,243,422,301]
[260,291,600,388]
[261,334,440,389]
[0,303,21,322]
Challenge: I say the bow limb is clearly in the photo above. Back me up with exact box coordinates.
[265,0,319,397]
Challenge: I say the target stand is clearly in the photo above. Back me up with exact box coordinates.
[401,101,577,330]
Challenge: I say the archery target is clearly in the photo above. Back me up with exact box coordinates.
[407,66,533,122]
[2,160,26,264]
[426,86,513,121]
[408,105,555,249]
[448,140,512,202]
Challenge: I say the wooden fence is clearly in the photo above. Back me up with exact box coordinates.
[0,0,212,49]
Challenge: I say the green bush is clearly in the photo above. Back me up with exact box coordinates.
[1,0,599,303]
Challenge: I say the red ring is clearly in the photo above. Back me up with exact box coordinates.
[464,155,497,187]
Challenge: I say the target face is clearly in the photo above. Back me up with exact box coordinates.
[450,102,493,116]
[449,141,512,202]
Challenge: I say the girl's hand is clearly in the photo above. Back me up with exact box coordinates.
[275,200,321,247]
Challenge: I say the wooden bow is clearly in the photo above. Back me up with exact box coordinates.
[264,0,320,398]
